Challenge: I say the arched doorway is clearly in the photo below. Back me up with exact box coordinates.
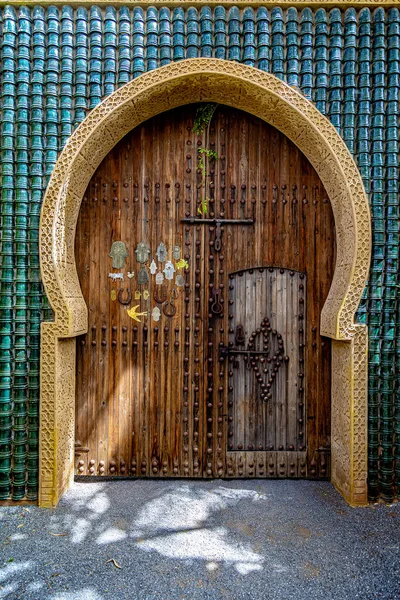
[74,105,335,479]
[39,59,370,507]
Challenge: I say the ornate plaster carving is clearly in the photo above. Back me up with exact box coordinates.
[39,58,370,507]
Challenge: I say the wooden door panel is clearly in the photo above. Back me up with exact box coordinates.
[227,268,306,454]
[74,104,335,480]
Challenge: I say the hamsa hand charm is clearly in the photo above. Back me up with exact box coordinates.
[135,242,151,264]
[175,273,185,287]
[172,245,181,260]
[108,241,128,269]
[156,242,167,263]
[155,272,164,285]
[163,261,176,281]
[138,266,149,284]
[151,306,161,322]
[150,259,157,275]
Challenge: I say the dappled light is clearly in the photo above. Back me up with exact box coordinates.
[1,480,399,599]
[130,486,266,574]
[51,483,266,574]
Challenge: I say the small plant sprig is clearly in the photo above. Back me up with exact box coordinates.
[192,103,219,217]
[192,103,218,135]
[197,197,210,216]
[197,148,219,175]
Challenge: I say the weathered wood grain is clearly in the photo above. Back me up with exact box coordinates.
[75,104,335,479]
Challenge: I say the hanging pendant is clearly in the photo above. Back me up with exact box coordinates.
[127,305,147,322]
[134,290,141,300]
[110,289,117,301]
[163,260,176,281]
[135,241,151,264]
[127,272,135,279]
[108,241,128,269]
[150,259,157,275]
[156,242,168,263]
[152,306,161,322]
[172,245,181,260]
[175,258,189,270]
[175,273,185,287]
[143,290,150,301]
[108,272,124,282]
[155,272,164,285]
[171,288,179,299]
[118,288,132,305]
[138,266,149,285]
[163,300,177,317]
[154,284,167,304]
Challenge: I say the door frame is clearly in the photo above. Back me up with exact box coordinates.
[39,58,371,507]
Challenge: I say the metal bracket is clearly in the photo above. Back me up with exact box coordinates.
[181,218,254,225]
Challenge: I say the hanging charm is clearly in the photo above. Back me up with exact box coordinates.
[143,290,150,301]
[127,272,135,279]
[156,242,168,263]
[127,305,147,322]
[154,284,167,304]
[135,241,151,264]
[163,261,176,280]
[110,289,117,301]
[109,272,124,282]
[118,288,132,305]
[155,272,164,285]
[175,273,185,287]
[151,306,161,322]
[134,290,141,300]
[163,300,177,317]
[138,266,149,285]
[108,241,128,269]
[149,259,157,275]
[172,245,181,260]
[171,288,179,299]
[175,258,189,270]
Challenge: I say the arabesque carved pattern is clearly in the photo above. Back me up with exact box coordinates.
[39,59,370,507]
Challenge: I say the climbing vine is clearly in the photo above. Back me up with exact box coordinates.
[192,103,218,135]
[192,103,219,216]
[197,148,219,176]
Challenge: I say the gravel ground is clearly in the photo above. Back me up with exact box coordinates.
[0,479,399,600]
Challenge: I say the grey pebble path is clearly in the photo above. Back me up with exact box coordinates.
[1,480,399,600]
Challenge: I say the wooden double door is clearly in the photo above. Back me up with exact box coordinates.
[75,105,335,479]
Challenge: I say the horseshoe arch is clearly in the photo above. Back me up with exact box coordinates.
[39,58,370,507]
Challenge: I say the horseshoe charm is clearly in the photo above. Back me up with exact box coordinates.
[118,288,132,305]
[163,300,177,317]
[153,284,167,304]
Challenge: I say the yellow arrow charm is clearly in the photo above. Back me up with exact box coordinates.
[127,305,148,322]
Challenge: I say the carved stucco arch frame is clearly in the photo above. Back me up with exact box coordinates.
[39,58,370,507]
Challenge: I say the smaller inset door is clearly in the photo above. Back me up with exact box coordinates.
[226,267,306,459]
